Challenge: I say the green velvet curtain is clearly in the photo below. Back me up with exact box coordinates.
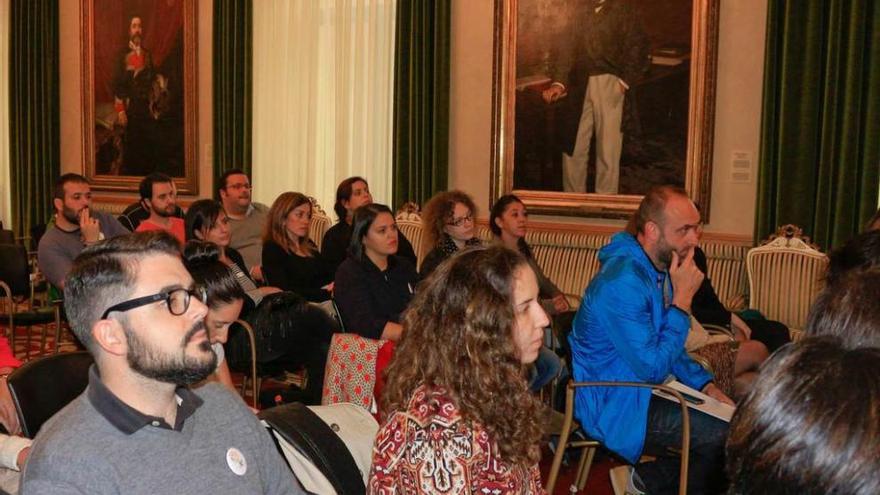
[9,0,59,239]
[756,0,880,250]
[392,0,451,209]
[213,0,252,196]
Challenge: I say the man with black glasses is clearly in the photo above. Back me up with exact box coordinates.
[21,231,303,494]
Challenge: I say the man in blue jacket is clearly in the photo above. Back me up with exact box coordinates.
[570,185,732,494]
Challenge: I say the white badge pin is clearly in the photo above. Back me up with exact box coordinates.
[226,447,247,476]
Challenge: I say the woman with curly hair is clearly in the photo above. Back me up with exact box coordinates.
[369,246,550,494]
[419,190,482,278]
[262,192,333,302]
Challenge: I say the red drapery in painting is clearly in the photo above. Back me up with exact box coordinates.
[92,0,183,104]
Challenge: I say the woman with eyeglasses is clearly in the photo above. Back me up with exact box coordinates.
[370,246,549,492]
[262,192,333,302]
[182,241,247,395]
[334,204,419,342]
[184,199,280,316]
[322,176,418,274]
[419,190,482,279]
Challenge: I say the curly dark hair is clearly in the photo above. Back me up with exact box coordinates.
[421,190,477,252]
[381,245,544,465]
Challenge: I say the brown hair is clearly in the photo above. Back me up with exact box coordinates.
[263,192,315,255]
[421,190,478,251]
[625,185,690,236]
[381,246,543,465]
[727,337,880,494]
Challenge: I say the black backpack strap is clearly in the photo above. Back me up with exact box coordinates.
[259,403,365,495]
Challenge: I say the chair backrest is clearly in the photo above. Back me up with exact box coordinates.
[309,197,332,251]
[322,333,387,410]
[8,351,94,438]
[0,243,32,298]
[395,203,425,268]
[525,230,611,300]
[746,225,828,332]
[260,402,378,495]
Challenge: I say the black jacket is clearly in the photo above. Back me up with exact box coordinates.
[333,255,419,339]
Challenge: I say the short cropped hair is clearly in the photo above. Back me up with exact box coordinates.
[63,231,182,352]
[54,173,90,201]
[727,336,880,495]
[806,269,880,349]
[139,172,173,202]
[217,168,248,198]
[625,185,690,235]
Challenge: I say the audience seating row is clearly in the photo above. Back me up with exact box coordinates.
[92,198,827,341]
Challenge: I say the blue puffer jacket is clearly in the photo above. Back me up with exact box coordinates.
[568,232,711,463]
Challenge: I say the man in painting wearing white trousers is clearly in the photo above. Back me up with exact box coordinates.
[543,0,649,194]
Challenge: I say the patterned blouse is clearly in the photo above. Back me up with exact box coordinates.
[368,385,545,494]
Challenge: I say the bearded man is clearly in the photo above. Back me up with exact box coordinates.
[569,185,732,495]
[135,173,185,245]
[37,173,129,289]
[113,15,160,176]
[22,232,303,494]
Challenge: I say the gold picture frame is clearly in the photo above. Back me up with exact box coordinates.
[490,0,719,219]
[80,0,198,194]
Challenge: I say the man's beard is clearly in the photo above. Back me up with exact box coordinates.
[130,34,142,46]
[61,205,81,225]
[656,234,675,269]
[151,202,176,218]
[125,320,217,386]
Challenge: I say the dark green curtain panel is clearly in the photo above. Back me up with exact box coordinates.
[392,0,451,209]
[213,0,252,196]
[9,0,59,239]
[756,0,880,250]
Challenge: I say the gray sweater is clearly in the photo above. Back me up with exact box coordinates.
[21,380,303,494]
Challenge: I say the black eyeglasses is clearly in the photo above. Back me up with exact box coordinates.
[101,287,207,320]
[446,214,474,227]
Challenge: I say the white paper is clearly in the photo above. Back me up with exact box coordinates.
[652,380,736,423]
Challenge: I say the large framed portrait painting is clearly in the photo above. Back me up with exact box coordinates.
[80,0,197,193]
[491,0,719,219]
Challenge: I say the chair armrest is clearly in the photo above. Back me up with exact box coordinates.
[563,381,690,495]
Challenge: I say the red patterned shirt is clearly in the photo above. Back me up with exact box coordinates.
[369,385,545,494]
